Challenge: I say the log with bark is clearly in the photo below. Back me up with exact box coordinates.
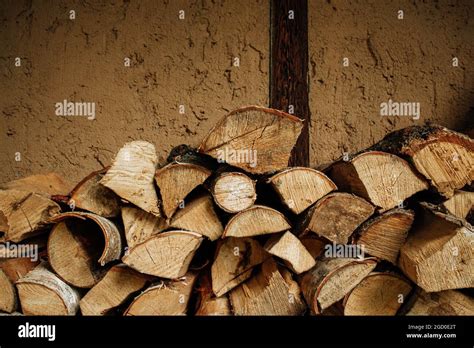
[1,109,472,317]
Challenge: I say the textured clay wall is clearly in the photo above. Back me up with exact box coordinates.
[308,0,474,167]
[0,0,269,184]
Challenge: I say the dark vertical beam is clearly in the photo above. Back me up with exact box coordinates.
[270,0,310,167]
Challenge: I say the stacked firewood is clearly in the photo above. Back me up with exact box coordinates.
[0,106,473,316]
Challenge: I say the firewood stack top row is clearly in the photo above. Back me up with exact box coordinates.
[0,106,473,316]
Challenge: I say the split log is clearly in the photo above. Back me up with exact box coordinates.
[80,265,150,315]
[69,168,120,217]
[222,205,291,238]
[0,189,61,242]
[441,190,473,220]
[100,140,160,216]
[0,258,39,313]
[300,257,377,314]
[199,106,304,174]
[406,289,474,315]
[124,272,198,315]
[371,125,474,197]
[155,162,211,218]
[264,231,315,274]
[398,203,474,292]
[343,272,412,315]
[170,194,223,241]
[211,237,268,296]
[267,167,337,214]
[0,173,70,196]
[16,263,81,315]
[211,172,256,213]
[354,208,415,264]
[121,206,168,248]
[122,230,203,279]
[229,258,305,315]
[329,151,428,211]
[48,212,122,288]
[195,271,232,316]
[300,192,375,244]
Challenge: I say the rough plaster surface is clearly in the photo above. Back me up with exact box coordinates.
[308,0,474,167]
[1,0,473,185]
[0,0,269,184]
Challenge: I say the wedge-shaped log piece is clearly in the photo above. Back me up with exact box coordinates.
[122,230,203,279]
[211,237,268,296]
[355,208,415,264]
[406,289,474,315]
[0,173,70,196]
[264,231,316,274]
[16,263,81,315]
[371,125,474,197]
[155,162,211,218]
[170,194,223,241]
[0,189,61,242]
[301,192,375,244]
[195,271,232,316]
[211,172,256,213]
[199,106,304,174]
[80,265,150,315]
[300,257,377,314]
[100,141,160,216]
[268,167,337,214]
[124,272,198,315]
[441,190,474,220]
[398,203,474,292]
[343,272,412,315]
[0,258,39,313]
[329,151,428,211]
[69,169,120,217]
[48,212,123,288]
[229,258,305,315]
[223,205,291,238]
[122,206,168,248]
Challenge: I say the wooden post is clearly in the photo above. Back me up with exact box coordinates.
[270,0,310,167]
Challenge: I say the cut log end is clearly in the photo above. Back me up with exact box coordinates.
[211,172,256,213]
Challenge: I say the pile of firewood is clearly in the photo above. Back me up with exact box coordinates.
[0,106,473,316]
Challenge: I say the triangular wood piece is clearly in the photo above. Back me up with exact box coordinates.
[211,237,268,296]
[100,141,160,216]
[195,271,232,316]
[0,189,61,242]
[199,106,304,174]
[300,192,375,244]
[354,208,415,264]
[371,125,474,197]
[329,151,428,211]
[121,206,168,248]
[223,205,291,238]
[69,168,121,217]
[268,167,337,214]
[16,263,81,315]
[0,173,71,196]
[299,257,377,314]
[122,230,203,279]
[124,272,198,315]
[229,258,306,315]
[441,190,474,220]
[80,265,150,315]
[343,272,412,315]
[406,289,474,315]
[155,162,211,218]
[264,231,316,274]
[398,202,474,292]
[170,194,223,241]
